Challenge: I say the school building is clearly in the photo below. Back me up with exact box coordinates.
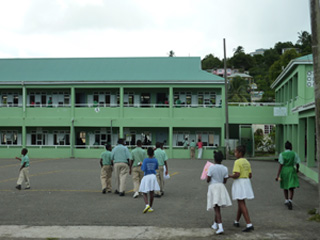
[0,55,317,183]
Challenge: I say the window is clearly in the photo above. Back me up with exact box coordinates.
[173,132,189,146]
[94,130,111,145]
[264,125,274,134]
[1,131,18,145]
[53,131,70,145]
[31,131,48,145]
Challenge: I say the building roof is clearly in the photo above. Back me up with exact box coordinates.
[271,54,313,89]
[228,73,252,78]
[0,57,224,85]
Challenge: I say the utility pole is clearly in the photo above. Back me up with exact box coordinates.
[310,0,320,212]
[223,39,230,160]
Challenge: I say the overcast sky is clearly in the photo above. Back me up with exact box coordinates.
[0,0,311,59]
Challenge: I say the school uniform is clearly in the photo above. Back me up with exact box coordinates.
[111,144,131,193]
[131,147,147,193]
[207,164,232,210]
[139,157,160,193]
[231,158,254,200]
[17,155,30,188]
[189,141,196,159]
[197,141,203,159]
[278,150,300,189]
[154,148,168,195]
[100,150,112,192]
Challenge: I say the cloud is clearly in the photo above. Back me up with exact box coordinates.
[20,0,154,34]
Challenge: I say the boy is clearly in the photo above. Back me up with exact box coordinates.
[100,144,113,194]
[15,148,30,190]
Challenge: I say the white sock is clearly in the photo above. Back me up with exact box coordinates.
[218,223,223,230]
[146,204,150,208]
[246,223,253,228]
[234,220,239,224]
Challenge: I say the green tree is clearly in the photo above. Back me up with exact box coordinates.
[228,76,250,102]
[201,54,223,70]
[296,31,312,55]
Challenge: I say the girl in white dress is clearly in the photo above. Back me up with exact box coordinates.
[139,147,160,213]
[207,151,232,235]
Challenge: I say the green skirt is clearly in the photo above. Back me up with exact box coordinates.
[280,166,299,189]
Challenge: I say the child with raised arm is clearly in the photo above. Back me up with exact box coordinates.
[139,147,160,213]
[275,141,300,210]
[229,145,254,232]
[207,151,232,235]
[15,148,31,190]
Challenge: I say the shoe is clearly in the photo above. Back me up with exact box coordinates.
[102,188,106,194]
[148,208,154,212]
[114,190,119,194]
[233,222,240,227]
[242,226,254,232]
[143,205,150,213]
[155,194,161,198]
[288,201,293,210]
[211,223,218,230]
[216,229,224,235]
[107,190,112,193]
[133,192,139,198]
[119,192,125,197]
[25,187,31,190]
[161,191,164,196]
[15,185,21,190]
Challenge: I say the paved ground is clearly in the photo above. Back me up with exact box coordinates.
[0,156,319,239]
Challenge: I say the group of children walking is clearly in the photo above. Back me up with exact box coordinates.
[206,141,300,235]
[99,139,168,213]
[14,140,300,232]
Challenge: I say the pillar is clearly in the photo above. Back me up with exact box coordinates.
[169,126,173,158]
[298,118,306,162]
[307,117,315,167]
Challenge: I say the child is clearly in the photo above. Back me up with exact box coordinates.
[15,148,31,190]
[139,147,160,213]
[228,145,254,232]
[100,144,113,194]
[275,141,300,210]
[207,151,232,235]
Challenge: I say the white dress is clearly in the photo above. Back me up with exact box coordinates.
[231,178,254,200]
[139,174,160,193]
[206,164,232,210]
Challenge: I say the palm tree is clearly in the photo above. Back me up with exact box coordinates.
[228,76,250,102]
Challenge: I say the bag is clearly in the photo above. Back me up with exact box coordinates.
[163,165,170,180]
[200,161,214,180]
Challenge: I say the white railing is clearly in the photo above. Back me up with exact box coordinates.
[0,103,23,108]
[26,103,71,108]
[228,102,283,107]
[26,145,71,149]
[0,145,22,148]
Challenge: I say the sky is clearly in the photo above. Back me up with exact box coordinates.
[0,0,311,60]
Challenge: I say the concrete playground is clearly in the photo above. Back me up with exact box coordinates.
[0,156,319,239]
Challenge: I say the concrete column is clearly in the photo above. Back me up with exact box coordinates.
[292,124,298,152]
[169,87,173,118]
[298,118,306,162]
[119,126,124,139]
[276,124,283,154]
[120,87,124,118]
[283,125,287,143]
[22,125,26,148]
[169,126,173,158]
[307,117,315,167]
[288,125,292,144]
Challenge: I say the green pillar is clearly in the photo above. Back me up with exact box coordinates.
[292,125,298,152]
[169,126,173,158]
[120,87,124,118]
[70,87,75,158]
[288,125,292,144]
[298,119,306,162]
[307,117,315,167]
[119,126,124,139]
[169,87,173,118]
[276,124,283,154]
[22,125,26,148]
[283,125,288,143]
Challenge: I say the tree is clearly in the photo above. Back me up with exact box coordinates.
[168,50,175,57]
[296,31,312,55]
[274,41,295,55]
[201,54,223,70]
[228,76,250,102]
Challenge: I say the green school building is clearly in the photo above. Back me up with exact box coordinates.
[0,55,317,182]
